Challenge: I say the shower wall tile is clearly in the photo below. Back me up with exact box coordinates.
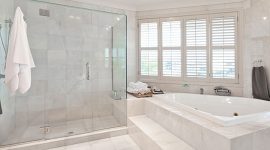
[28,111,44,126]
[48,35,65,51]
[27,80,48,96]
[48,80,66,94]
[66,66,84,80]
[46,108,67,124]
[32,66,48,80]
[67,93,85,107]
[46,94,66,109]
[27,96,45,112]
[65,36,84,51]
[48,66,66,80]
[66,51,83,65]
[48,50,66,67]
[48,20,64,36]
[27,95,45,126]
[67,106,85,121]
[28,20,48,35]
[15,96,29,131]
[32,50,48,66]
[28,34,48,50]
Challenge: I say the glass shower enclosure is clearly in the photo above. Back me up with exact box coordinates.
[0,0,127,146]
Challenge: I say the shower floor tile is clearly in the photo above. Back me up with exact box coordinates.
[48,135,141,150]
[1,115,122,146]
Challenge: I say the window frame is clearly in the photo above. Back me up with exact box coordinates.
[160,17,184,81]
[209,12,239,84]
[183,15,210,82]
[138,12,240,85]
[138,19,160,80]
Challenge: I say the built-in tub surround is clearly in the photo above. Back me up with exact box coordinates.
[127,94,270,150]
[154,93,270,126]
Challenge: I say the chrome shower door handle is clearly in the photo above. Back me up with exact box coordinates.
[86,62,90,80]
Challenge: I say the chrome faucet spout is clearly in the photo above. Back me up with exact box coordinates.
[200,88,204,95]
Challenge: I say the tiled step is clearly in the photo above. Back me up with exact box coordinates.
[128,115,194,150]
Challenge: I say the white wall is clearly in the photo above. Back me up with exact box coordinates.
[243,0,270,97]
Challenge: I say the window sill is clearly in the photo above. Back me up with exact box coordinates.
[139,76,243,88]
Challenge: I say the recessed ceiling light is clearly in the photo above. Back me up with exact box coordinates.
[263,16,268,20]
[116,17,120,21]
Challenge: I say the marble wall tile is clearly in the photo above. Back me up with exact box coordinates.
[65,36,84,51]
[48,80,66,94]
[48,35,65,51]
[48,67,66,80]
[28,34,48,50]
[48,51,66,67]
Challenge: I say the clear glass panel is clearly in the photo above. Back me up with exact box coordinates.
[0,0,127,146]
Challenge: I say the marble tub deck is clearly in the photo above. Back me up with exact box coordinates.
[127,95,270,150]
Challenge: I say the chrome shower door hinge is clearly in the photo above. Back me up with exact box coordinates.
[40,126,51,134]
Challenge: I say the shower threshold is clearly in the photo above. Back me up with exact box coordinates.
[1,126,127,150]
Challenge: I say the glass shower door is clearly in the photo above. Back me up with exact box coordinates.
[0,0,127,146]
[44,3,93,139]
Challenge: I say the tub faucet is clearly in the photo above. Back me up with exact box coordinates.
[200,88,204,95]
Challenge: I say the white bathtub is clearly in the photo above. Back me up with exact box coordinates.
[153,93,270,126]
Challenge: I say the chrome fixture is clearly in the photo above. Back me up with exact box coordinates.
[200,88,204,95]
[183,84,189,87]
[86,62,90,80]
[112,90,122,100]
[214,86,231,96]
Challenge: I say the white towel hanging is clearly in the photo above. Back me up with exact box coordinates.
[5,7,35,94]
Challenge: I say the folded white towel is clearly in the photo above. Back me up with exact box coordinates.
[129,81,148,89]
[127,81,150,94]
[5,7,35,94]
[127,87,151,94]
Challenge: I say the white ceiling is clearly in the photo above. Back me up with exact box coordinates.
[73,0,244,11]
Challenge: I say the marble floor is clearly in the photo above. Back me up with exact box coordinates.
[49,135,141,150]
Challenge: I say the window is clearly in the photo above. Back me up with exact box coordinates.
[139,12,239,83]
[211,15,237,79]
[162,20,182,77]
[185,18,208,78]
[140,21,158,76]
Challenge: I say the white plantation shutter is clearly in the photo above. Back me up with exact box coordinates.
[162,21,181,77]
[140,22,158,76]
[211,15,237,79]
[139,13,239,83]
[185,18,208,78]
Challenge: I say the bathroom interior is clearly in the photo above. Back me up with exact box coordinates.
[0,0,270,150]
